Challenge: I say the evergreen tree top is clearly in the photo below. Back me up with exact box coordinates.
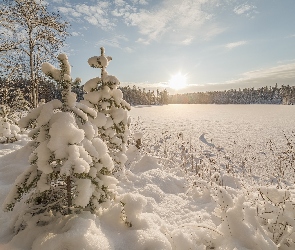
[88,47,112,70]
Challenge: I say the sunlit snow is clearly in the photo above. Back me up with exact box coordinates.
[1,104,295,249]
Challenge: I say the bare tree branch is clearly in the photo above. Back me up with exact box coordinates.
[0,0,69,107]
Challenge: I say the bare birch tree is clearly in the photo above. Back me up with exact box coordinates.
[0,0,69,107]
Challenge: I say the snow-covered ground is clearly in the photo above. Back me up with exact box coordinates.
[130,104,295,149]
[1,104,295,250]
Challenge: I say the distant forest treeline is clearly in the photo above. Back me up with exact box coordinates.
[1,78,295,108]
[120,85,169,105]
[169,84,295,105]
[0,78,169,107]
[0,78,84,107]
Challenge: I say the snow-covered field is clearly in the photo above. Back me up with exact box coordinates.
[130,104,295,149]
[1,104,295,250]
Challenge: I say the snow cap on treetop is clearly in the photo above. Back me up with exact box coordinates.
[88,47,112,69]
[57,53,71,75]
[41,55,72,82]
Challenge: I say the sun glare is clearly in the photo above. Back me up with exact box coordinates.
[168,73,187,90]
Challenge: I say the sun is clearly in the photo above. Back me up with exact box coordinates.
[168,72,188,90]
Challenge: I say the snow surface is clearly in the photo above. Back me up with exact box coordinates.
[129,104,295,149]
[1,104,295,249]
[130,104,295,170]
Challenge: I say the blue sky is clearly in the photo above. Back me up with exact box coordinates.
[50,0,295,93]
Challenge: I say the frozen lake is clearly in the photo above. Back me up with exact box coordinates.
[129,104,295,151]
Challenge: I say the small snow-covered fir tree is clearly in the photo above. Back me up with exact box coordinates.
[0,104,20,143]
[82,47,131,171]
[3,54,117,219]
[11,88,31,113]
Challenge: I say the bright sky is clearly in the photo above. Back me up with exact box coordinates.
[51,0,295,94]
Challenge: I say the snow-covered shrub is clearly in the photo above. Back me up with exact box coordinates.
[82,47,131,171]
[213,186,277,249]
[133,132,143,149]
[0,104,20,143]
[257,186,295,248]
[127,117,146,153]
[3,54,117,222]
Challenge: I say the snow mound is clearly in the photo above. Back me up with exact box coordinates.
[0,143,31,186]
[131,155,161,173]
[31,213,111,250]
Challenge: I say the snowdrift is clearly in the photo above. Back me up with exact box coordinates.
[1,136,295,249]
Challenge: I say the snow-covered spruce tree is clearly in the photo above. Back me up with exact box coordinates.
[0,104,20,143]
[3,54,117,219]
[82,47,131,171]
[10,88,31,118]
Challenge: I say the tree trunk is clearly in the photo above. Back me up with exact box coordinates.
[29,29,37,107]
[66,176,72,214]
[32,80,37,107]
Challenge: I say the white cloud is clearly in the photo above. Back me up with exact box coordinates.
[236,63,295,81]
[58,2,115,30]
[233,4,257,17]
[181,67,295,92]
[96,35,128,48]
[203,24,227,41]
[222,63,295,89]
[55,0,224,44]
[181,37,194,45]
[58,7,81,17]
[285,34,295,38]
[134,63,295,93]
[127,10,167,40]
[124,47,134,53]
[234,4,251,15]
[111,3,137,18]
[135,37,150,45]
[131,0,149,5]
[124,0,221,43]
[114,0,125,7]
[96,35,132,52]
[35,0,48,5]
[71,31,83,37]
[277,59,295,64]
[225,40,248,49]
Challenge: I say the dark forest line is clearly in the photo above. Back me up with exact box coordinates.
[168,84,295,105]
[1,78,294,111]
